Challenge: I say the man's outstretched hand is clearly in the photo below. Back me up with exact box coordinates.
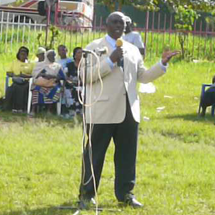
[162,50,180,65]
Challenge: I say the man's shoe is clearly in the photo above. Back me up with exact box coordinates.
[78,197,96,210]
[123,194,143,208]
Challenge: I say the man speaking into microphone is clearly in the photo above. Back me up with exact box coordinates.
[78,11,179,209]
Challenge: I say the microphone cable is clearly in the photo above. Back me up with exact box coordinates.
[77,50,104,215]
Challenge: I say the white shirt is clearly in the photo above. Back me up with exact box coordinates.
[105,34,167,71]
[57,57,73,69]
[123,31,144,49]
[105,34,118,69]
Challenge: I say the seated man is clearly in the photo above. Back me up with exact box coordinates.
[57,44,73,70]
[200,75,215,117]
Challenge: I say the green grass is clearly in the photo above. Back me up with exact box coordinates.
[0,54,215,214]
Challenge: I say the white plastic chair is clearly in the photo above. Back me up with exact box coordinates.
[27,77,33,114]
[56,80,65,116]
[27,78,63,116]
[4,75,10,97]
[5,75,33,113]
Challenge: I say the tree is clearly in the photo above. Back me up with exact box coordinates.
[174,5,199,59]
[165,0,215,11]
[165,1,215,59]
[95,0,160,12]
[96,0,215,12]
[96,0,215,60]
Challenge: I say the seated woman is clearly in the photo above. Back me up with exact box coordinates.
[4,46,34,112]
[36,47,46,62]
[31,50,65,116]
[62,47,83,118]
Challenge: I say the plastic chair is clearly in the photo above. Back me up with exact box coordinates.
[4,75,10,96]
[56,80,65,116]
[27,78,33,114]
[5,75,62,115]
[5,74,33,113]
[27,79,63,116]
[198,84,215,116]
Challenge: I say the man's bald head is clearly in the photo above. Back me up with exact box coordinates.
[106,11,126,40]
[106,11,126,25]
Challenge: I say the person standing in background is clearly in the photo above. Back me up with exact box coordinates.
[123,16,145,56]
[123,16,156,94]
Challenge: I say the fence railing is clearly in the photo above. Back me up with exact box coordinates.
[0,11,46,53]
[1,11,215,60]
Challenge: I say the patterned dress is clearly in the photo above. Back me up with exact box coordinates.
[32,69,65,105]
[63,61,82,115]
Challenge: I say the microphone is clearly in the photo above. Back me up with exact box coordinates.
[95,47,108,56]
[82,47,108,56]
[116,38,123,48]
[82,49,93,54]
[116,38,123,68]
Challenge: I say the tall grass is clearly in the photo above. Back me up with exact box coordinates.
[144,32,215,61]
[1,26,215,60]
[0,27,105,56]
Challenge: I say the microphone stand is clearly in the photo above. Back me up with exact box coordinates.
[82,51,88,153]
[56,51,122,213]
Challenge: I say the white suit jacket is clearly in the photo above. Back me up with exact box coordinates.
[81,37,165,124]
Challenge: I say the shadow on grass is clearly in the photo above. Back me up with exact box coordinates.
[0,111,83,128]
[2,200,122,215]
[165,113,215,123]
[2,201,79,215]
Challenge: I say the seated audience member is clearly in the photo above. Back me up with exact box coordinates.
[62,47,83,118]
[36,47,46,62]
[30,50,65,116]
[4,46,34,112]
[200,75,215,117]
[57,45,73,69]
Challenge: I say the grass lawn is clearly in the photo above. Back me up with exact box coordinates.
[0,56,215,215]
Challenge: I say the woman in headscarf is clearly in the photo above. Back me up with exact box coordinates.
[4,46,34,112]
[30,50,65,116]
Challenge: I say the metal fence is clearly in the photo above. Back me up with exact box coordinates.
[1,11,215,60]
[0,11,46,53]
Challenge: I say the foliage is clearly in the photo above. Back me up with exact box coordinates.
[165,0,215,11]
[205,8,215,28]
[174,6,199,59]
[37,25,61,50]
[96,0,215,12]
[96,0,160,11]
[37,33,43,48]
[46,25,60,50]
[174,6,199,31]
